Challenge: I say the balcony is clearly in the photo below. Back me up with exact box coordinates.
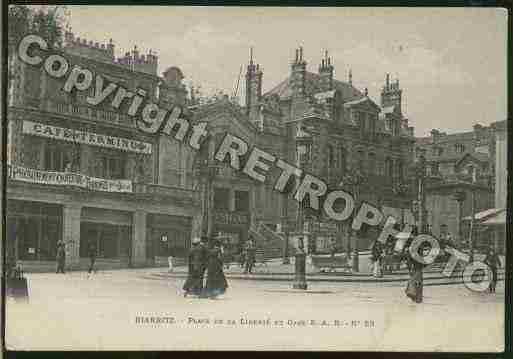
[42,99,134,128]
[133,182,200,205]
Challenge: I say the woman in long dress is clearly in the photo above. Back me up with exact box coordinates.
[183,238,205,297]
[205,240,228,298]
[404,228,425,303]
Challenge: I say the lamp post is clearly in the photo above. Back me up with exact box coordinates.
[393,182,410,226]
[281,214,290,265]
[413,149,428,233]
[468,165,477,262]
[193,136,218,241]
[452,190,467,247]
[340,168,366,272]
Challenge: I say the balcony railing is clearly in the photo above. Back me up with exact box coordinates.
[43,99,134,128]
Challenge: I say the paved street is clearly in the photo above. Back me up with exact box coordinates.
[6,269,504,352]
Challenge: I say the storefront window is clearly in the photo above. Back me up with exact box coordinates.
[98,154,127,179]
[214,187,230,210]
[7,200,62,261]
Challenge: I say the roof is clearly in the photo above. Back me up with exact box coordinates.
[424,151,490,164]
[264,71,363,102]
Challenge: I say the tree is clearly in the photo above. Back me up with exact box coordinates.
[8,5,66,49]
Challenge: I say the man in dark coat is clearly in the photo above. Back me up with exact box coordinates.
[484,247,501,293]
[56,240,66,274]
[183,237,206,297]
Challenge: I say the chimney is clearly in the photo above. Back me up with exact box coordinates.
[291,47,307,97]
[318,49,334,91]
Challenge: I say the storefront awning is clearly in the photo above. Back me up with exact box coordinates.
[463,208,505,222]
[481,211,506,226]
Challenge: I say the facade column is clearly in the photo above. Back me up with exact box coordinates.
[62,204,82,266]
[132,210,147,267]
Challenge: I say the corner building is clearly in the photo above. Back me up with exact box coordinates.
[6,32,201,270]
[193,49,417,253]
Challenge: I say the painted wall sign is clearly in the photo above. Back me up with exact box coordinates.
[22,120,152,154]
[213,211,249,226]
[8,164,132,193]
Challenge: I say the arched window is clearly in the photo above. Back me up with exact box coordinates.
[339,147,347,172]
[357,149,365,173]
[385,157,393,178]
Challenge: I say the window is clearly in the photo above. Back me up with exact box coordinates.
[98,154,126,179]
[213,188,230,210]
[385,157,393,178]
[396,160,404,179]
[297,144,311,166]
[357,150,365,172]
[431,162,439,175]
[455,143,465,153]
[368,153,376,175]
[327,145,335,167]
[234,190,249,212]
[339,147,347,172]
[44,145,75,172]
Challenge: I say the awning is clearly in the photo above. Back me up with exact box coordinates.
[481,211,506,226]
[463,208,505,221]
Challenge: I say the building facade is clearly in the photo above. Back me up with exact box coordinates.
[415,122,498,245]
[189,48,417,254]
[6,31,201,270]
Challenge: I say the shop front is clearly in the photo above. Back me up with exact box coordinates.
[79,207,132,265]
[6,199,62,262]
[146,213,193,265]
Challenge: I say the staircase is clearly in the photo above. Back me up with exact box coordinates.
[249,223,292,260]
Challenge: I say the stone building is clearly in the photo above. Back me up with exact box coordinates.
[6,31,200,270]
[415,122,498,245]
[198,48,417,253]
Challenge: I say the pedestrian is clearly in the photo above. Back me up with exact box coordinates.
[484,247,501,293]
[204,239,228,299]
[56,240,66,274]
[88,241,96,274]
[405,227,425,303]
[371,240,383,278]
[244,238,256,274]
[183,237,206,297]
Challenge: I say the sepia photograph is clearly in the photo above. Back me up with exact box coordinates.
[3,4,509,352]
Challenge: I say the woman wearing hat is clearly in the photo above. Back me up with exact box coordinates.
[205,239,228,299]
[183,237,206,297]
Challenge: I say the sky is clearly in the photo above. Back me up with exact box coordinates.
[63,6,507,137]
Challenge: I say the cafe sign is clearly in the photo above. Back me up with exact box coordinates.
[213,211,249,226]
[8,164,132,193]
[22,120,152,154]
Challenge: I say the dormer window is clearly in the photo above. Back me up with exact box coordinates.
[455,143,465,153]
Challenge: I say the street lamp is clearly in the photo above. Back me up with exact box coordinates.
[192,136,218,240]
[392,182,410,226]
[468,165,477,262]
[340,168,366,272]
[413,149,428,233]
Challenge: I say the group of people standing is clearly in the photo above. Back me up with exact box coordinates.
[183,237,228,299]
[55,240,97,274]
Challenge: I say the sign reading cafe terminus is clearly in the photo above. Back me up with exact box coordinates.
[14,34,496,289]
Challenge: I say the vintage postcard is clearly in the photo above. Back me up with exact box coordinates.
[3,5,508,352]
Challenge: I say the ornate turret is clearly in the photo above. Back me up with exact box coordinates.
[245,47,263,122]
[291,46,307,98]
